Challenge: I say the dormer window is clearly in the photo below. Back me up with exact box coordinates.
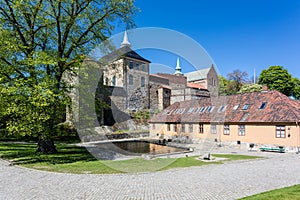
[219,105,227,112]
[259,102,267,109]
[233,105,239,111]
[207,106,215,112]
[201,107,207,113]
[187,107,194,113]
[242,104,249,110]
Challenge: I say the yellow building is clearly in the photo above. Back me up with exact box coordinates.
[149,90,300,151]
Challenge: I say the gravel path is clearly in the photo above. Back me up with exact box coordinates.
[1,151,300,200]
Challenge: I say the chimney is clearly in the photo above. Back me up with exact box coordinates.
[261,85,268,92]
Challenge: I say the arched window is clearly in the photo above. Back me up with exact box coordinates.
[112,76,116,86]
[105,77,109,85]
[129,74,133,85]
[141,77,145,87]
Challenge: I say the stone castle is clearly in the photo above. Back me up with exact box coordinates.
[96,31,219,126]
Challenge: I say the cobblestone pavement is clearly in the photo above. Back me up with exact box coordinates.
[1,151,300,200]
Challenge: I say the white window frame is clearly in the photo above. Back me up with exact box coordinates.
[238,125,245,136]
[224,125,230,135]
[211,124,217,134]
[276,125,286,138]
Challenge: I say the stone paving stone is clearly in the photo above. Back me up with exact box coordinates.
[1,151,300,199]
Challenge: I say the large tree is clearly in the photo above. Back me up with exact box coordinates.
[0,0,136,153]
[258,66,294,96]
[292,77,300,100]
[227,69,248,94]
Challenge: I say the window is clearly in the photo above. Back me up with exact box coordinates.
[135,62,140,69]
[211,124,216,134]
[187,108,194,113]
[129,61,133,69]
[224,125,230,135]
[219,105,227,112]
[112,76,116,86]
[259,102,267,109]
[238,125,245,136]
[189,124,193,133]
[179,108,185,114]
[233,105,239,111]
[199,124,204,134]
[181,124,185,133]
[105,77,109,85]
[276,125,286,138]
[129,75,133,85]
[173,124,177,132]
[167,124,170,131]
[141,64,145,71]
[208,106,215,112]
[141,77,145,87]
[242,104,249,110]
[200,107,207,113]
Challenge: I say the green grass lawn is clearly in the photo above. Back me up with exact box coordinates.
[0,142,261,174]
[240,184,300,200]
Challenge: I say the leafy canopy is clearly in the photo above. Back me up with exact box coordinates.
[0,0,136,141]
[258,66,294,96]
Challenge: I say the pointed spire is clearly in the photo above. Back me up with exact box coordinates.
[174,57,183,75]
[120,30,131,48]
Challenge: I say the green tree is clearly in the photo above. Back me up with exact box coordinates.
[0,0,136,153]
[218,75,228,96]
[237,84,262,94]
[258,66,294,96]
[227,69,248,94]
[292,77,300,99]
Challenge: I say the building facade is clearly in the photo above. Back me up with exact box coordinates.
[149,90,300,150]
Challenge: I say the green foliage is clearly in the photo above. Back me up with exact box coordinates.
[292,78,300,100]
[218,75,229,96]
[0,0,136,147]
[131,109,150,123]
[258,66,294,96]
[237,84,262,94]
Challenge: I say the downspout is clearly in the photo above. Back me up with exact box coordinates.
[297,121,300,153]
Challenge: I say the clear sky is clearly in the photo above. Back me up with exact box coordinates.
[123,0,300,80]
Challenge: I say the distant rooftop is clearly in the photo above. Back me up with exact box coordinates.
[184,67,211,82]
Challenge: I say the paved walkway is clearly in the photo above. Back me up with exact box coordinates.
[1,151,300,200]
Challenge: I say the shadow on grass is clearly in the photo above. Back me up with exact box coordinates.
[0,142,97,165]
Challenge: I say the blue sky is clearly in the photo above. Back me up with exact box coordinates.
[120,0,300,80]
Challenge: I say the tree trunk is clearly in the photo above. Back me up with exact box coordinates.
[36,139,57,153]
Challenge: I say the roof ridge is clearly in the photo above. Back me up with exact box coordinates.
[184,67,211,74]
[274,90,300,122]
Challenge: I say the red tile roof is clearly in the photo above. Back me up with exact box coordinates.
[187,82,206,90]
[149,90,300,123]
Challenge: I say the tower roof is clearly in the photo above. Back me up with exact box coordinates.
[120,30,131,48]
[174,58,183,75]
